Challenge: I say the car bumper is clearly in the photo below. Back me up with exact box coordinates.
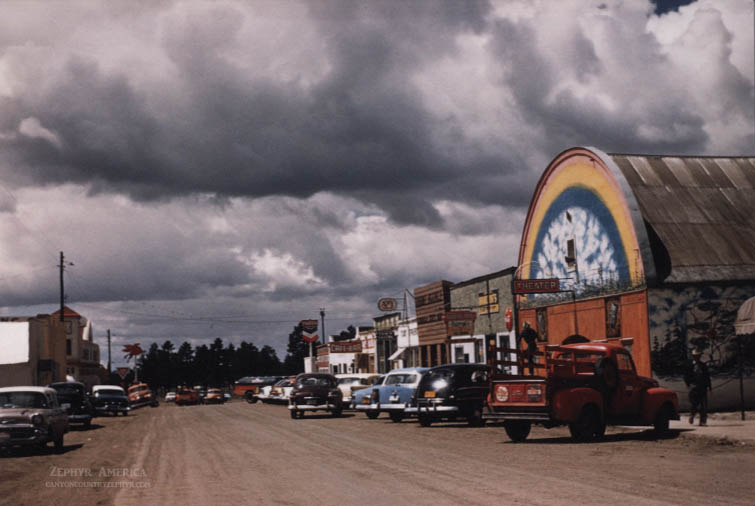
[405,405,459,415]
[68,413,92,423]
[288,403,339,411]
[94,406,129,414]
[0,425,50,446]
[356,403,405,412]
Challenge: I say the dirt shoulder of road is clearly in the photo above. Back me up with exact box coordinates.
[0,407,153,506]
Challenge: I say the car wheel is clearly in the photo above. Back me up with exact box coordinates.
[654,403,673,436]
[332,408,343,418]
[123,410,128,416]
[389,412,404,423]
[418,414,432,427]
[569,405,601,442]
[366,410,379,420]
[503,420,531,442]
[246,393,258,404]
[84,418,91,429]
[467,407,486,427]
[290,409,299,419]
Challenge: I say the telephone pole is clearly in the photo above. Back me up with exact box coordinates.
[58,252,73,321]
[107,329,112,374]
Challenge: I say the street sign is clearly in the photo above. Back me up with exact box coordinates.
[505,306,513,331]
[513,278,560,294]
[116,367,130,380]
[444,311,477,336]
[377,298,398,312]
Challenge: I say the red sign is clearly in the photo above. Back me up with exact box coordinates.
[513,278,560,294]
[444,311,477,336]
[378,298,398,312]
[330,341,363,353]
[505,306,513,331]
[300,319,319,343]
[116,367,130,380]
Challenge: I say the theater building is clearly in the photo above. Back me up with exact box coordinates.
[517,146,755,409]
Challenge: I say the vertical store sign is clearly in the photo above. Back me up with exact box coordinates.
[300,319,319,343]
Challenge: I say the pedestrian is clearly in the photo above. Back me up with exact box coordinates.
[519,321,539,375]
[684,348,712,426]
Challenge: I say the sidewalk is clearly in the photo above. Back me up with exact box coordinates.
[670,410,755,444]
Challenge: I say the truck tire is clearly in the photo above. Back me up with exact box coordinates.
[503,420,531,442]
[332,407,343,418]
[418,414,432,427]
[389,412,404,423]
[569,405,601,442]
[245,392,258,404]
[653,403,673,435]
[366,410,379,419]
[54,432,64,453]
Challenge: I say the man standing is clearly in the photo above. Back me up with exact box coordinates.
[685,348,712,426]
[519,321,539,375]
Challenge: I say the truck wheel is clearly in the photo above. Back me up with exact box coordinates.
[366,410,379,420]
[290,409,300,419]
[467,407,486,427]
[418,414,432,427]
[570,405,601,442]
[332,407,343,418]
[503,420,531,442]
[245,392,258,404]
[389,412,404,423]
[654,404,673,435]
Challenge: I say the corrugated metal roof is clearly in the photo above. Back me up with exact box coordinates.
[607,154,755,284]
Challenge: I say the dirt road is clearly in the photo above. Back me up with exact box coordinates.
[2,401,753,505]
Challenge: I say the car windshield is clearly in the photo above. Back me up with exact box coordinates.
[385,374,418,385]
[51,385,82,396]
[96,389,124,396]
[373,376,385,385]
[298,377,331,387]
[0,392,49,409]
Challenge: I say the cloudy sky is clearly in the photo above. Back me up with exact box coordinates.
[0,0,752,366]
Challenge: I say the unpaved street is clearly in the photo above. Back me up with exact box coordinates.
[2,401,754,506]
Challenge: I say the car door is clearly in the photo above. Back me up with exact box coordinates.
[610,350,643,417]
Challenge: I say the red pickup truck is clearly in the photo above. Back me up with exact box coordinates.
[484,339,679,442]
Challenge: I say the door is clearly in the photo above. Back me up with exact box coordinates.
[610,350,642,417]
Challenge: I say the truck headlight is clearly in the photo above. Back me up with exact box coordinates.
[31,414,44,426]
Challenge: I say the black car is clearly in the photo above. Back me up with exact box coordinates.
[90,385,130,416]
[405,363,491,427]
[288,373,343,419]
[47,381,94,427]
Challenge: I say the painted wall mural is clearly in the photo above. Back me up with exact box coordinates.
[519,150,645,301]
[648,285,755,380]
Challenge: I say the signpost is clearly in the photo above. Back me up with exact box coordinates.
[300,319,319,373]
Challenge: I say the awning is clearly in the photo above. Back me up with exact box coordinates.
[388,347,407,361]
[735,297,755,335]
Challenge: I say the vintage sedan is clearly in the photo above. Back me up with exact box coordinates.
[0,386,68,453]
[91,385,130,416]
[203,388,226,404]
[269,378,296,404]
[128,383,159,408]
[175,387,201,406]
[351,375,385,417]
[405,363,491,427]
[336,374,381,406]
[48,381,94,427]
[355,368,428,422]
[288,373,343,419]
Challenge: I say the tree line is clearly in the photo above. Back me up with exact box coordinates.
[133,324,312,390]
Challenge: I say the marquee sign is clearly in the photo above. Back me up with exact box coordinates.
[513,278,560,294]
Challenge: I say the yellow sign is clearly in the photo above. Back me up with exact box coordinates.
[478,291,499,315]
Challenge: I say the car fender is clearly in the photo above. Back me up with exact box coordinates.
[641,388,679,424]
[551,387,603,423]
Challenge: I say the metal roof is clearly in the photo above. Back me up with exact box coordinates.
[607,154,755,283]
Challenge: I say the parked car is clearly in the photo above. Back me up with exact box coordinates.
[335,374,381,406]
[233,376,281,403]
[0,386,68,453]
[351,375,386,417]
[269,378,296,404]
[355,368,428,422]
[164,391,177,403]
[128,383,159,408]
[48,381,94,427]
[288,373,343,419]
[257,383,276,403]
[204,388,226,404]
[91,385,130,416]
[175,387,201,406]
[405,364,491,427]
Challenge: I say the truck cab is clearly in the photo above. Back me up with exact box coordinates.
[484,340,679,442]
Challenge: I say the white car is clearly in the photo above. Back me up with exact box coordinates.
[336,374,382,405]
[164,391,176,402]
[269,378,296,403]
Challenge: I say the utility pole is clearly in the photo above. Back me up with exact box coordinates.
[59,252,65,322]
[320,308,326,372]
[107,329,112,374]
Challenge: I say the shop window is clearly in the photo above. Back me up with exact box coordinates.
[536,309,548,342]
[66,339,71,355]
